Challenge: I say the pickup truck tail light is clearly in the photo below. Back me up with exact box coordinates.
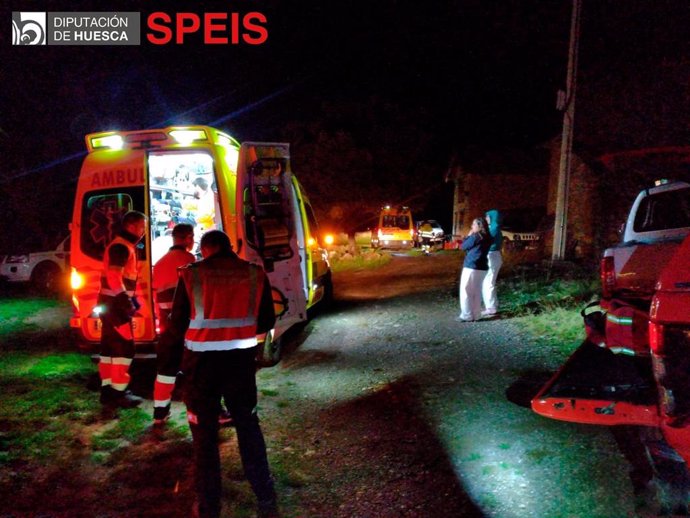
[600,256,616,299]
[649,321,665,354]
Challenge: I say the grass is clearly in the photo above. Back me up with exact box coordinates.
[499,266,600,355]
[0,297,62,336]
[329,251,392,272]
[0,352,98,462]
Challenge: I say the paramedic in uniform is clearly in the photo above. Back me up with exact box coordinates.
[98,210,147,409]
[159,230,279,518]
[151,223,195,425]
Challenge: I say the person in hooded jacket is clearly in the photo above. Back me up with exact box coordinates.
[482,209,503,317]
[458,217,492,321]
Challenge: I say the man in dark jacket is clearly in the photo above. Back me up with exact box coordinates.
[159,230,278,518]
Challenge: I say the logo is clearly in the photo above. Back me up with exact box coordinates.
[12,12,47,45]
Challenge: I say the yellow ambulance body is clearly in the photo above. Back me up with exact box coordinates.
[371,205,414,249]
[69,126,331,362]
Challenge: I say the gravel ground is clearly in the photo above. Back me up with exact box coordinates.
[254,251,649,518]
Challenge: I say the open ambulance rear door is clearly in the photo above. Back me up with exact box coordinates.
[235,143,309,344]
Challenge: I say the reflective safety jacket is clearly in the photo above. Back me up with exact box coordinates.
[153,246,195,322]
[174,252,275,352]
[98,232,139,302]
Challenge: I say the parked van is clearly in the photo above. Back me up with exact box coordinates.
[69,126,331,364]
[371,205,414,249]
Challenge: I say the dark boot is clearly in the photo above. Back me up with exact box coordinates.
[153,404,171,426]
[110,388,143,408]
[100,385,117,405]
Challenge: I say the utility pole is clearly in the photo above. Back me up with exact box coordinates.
[552,0,582,261]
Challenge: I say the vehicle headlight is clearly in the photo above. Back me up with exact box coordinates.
[7,254,29,263]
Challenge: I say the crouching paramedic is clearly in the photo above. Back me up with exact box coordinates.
[152,223,195,424]
[98,210,147,409]
[158,230,279,518]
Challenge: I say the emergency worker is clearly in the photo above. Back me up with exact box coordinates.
[187,176,216,232]
[481,209,503,317]
[159,230,279,518]
[98,210,147,409]
[152,223,195,424]
[419,220,434,254]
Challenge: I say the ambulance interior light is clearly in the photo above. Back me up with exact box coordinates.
[90,134,124,150]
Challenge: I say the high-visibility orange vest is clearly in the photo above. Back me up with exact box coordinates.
[99,235,138,298]
[153,246,195,311]
[181,256,265,352]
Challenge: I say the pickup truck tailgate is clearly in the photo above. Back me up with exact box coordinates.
[531,340,660,426]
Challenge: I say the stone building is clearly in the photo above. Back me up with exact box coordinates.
[446,140,598,260]
[447,141,690,262]
[445,147,550,244]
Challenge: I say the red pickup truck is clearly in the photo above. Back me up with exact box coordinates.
[531,180,690,511]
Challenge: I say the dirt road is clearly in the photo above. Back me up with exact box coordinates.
[259,251,644,518]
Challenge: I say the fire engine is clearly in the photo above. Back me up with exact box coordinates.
[69,126,332,365]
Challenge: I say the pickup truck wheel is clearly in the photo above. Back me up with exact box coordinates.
[31,262,62,294]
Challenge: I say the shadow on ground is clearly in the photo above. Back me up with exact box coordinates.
[297,375,486,517]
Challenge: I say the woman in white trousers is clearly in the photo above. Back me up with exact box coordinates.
[458,218,491,321]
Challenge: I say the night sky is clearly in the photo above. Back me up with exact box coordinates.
[2,1,690,246]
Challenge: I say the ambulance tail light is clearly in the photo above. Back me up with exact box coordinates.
[649,321,665,354]
[70,267,86,290]
[409,229,414,239]
[600,256,616,299]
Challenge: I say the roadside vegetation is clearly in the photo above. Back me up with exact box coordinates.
[498,253,600,356]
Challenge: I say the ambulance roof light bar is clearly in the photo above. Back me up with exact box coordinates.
[169,129,207,145]
[89,134,124,151]
[86,126,239,152]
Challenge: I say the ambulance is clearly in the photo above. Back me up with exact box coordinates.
[370,205,414,249]
[69,126,332,365]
